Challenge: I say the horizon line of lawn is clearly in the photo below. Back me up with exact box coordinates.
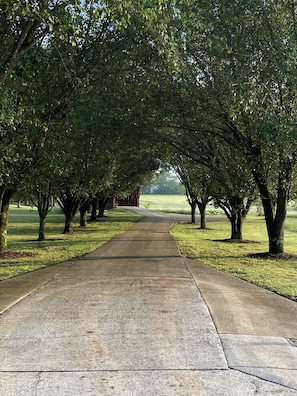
[0,205,144,281]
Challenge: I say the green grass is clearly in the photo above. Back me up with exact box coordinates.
[3,195,297,301]
[140,194,224,215]
[171,217,297,301]
[140,194,190,213]
[0,205,143,281]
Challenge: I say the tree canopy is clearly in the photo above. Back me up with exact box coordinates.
[1,0,297,255]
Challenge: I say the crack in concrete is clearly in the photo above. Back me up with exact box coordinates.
[32,372,42,396]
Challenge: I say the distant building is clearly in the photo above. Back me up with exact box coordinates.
[117,186,141,207]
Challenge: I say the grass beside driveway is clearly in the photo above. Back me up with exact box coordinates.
[0,206,143,281]
[2,197,297,302]
[170,217,297,301]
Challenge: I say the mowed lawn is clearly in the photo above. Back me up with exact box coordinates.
[141,194,297,301]
[0,205,143,281]
[1,195,297,301]
[140,194,191,213]
[139,194,225,216]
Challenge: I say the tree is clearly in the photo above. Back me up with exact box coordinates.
[0,0,94,88]
[152,171,184,195]
[0,1,162,251]
[209,142,257,240]
[162,0,297,253]
[173,159,212,227]
[167,132,256,238]
[30,182,56,241]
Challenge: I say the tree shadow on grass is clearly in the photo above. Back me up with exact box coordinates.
[212,238,261,244]
[0,251,36,260]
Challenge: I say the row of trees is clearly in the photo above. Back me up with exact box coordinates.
[1,1,297,255]
[154,1,297,254]
[0,1,167,251]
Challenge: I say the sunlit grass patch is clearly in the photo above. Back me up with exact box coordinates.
[284,216,297,232]
[171,216,297,301]
[140,194,190,214]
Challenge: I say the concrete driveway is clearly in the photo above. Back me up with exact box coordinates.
[0,208,296,395]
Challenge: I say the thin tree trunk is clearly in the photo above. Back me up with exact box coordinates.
[200,211,206,229]
[190,200,196,224]
[62,203,79,233]
[98,197,108,218]
[79,208,87,227]
[0,189,12,253]
[79,199,91,227]
[230,213,243,240]
[216,197,245,241]
[0,19,47,88]
[58,191,81,234]
[37,191,51,241]
[63,216,74,234]
[197,201,207,229]
[38,216,46,241]
[90,198,98,221]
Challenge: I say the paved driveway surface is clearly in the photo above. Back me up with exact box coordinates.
[0,208,296,395]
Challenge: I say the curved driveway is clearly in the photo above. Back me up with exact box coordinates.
[0,208,297,395]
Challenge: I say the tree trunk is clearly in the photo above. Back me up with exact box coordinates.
[260,186,288,254]
[268,223,284,254]
[216,196,246,241]
[246,138,293,254]
[230,213,243,240]
[79,199,91,227]
[38,216,46,241]
[189,199,196,224]
[0,189,12,253]
[98,197,108,218]
[63,202,80,234]
[79,208,87,227]
[0,20,45,88]
[200,211,206,229]
[90,198,98,221]
[58,191,82,234]
[37,191,52,241]
[197,201,207,229]
[253,165,291,254]
[63,216,74,234]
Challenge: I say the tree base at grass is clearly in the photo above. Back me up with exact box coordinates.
[0,251,36,259]
[213,238,260,244]
[248,252,297,260]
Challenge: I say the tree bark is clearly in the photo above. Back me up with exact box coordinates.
[79,208,87,227]
[63,217,73,234]
[252,163,291,254]
[79,199,91,227]
[188,198,196,224]
[216,195,248,240]
[38,216,46,241]
[0,189,12,253]
[58,191,82,234]
[37,191,52,241]
[98,197,108,218]
[90,198,98,221]
[245,137,294,254]
[260,185,288,254]
[197,200,208,229]
[230,213,243,240]
[0,20,45,88]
